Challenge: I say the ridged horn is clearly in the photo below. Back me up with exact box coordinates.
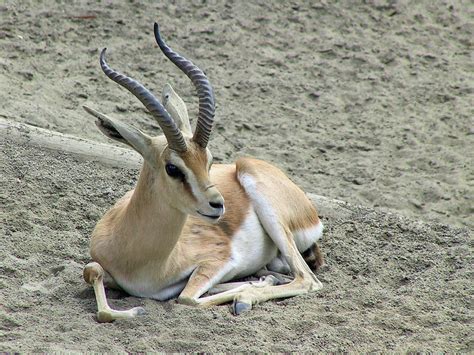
[154,22,215,148]
[99,48,187,152]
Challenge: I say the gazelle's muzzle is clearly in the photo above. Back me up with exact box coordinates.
[196,187,225,222]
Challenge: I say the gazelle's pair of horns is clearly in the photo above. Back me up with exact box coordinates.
[94,22,215,152]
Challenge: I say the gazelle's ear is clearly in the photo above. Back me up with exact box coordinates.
[162,84,192,135]
[83,106,153,161]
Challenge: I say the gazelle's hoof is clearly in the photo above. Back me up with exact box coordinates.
[232,299,252,315]
[96,306,146,323]
[132,306,147,316]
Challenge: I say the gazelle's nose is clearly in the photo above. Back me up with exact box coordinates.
[209,201,224,210]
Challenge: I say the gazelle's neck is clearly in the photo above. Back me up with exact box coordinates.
[119,162,187,263]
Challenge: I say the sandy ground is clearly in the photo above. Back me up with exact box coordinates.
[1,0,473,352]
[1,134,472,352]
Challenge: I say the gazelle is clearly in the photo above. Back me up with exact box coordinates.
[83,22,325,322]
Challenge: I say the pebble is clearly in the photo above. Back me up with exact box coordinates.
[309,91,321,99]
[18,71,33,81]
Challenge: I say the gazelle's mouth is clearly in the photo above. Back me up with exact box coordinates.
[197,211,221,220]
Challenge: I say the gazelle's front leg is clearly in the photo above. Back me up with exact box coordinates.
[83,262,146,322]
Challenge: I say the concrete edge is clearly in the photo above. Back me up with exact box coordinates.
[1,117,142,168]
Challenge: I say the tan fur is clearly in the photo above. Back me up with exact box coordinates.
[90,155,321,292]
[90,162,253,288]
[91,162,188,281]
[180,148,211,188]
[84,81,323,319]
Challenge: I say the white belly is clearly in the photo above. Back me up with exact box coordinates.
[225,208,278,280]
[115,266,195,301]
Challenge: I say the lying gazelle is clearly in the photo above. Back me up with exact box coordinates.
[83,22,324,322]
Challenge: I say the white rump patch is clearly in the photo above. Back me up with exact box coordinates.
[293,222,324,253]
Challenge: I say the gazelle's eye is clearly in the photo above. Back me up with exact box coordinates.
[165,163,185,182]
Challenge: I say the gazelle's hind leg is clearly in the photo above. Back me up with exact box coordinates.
[179,236,320,315]
[83,262,146,322]
[267,241,324,274]
[206,269,293,296]
[177,262,286,313]
[227,171,323,312]
[238,172,323,282]
[177,161,324,314]
[177,214,322,314]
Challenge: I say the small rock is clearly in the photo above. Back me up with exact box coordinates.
[409,199,423,209]
[422,53,437,61]
[0,31,12,39]
[18,71,33,81]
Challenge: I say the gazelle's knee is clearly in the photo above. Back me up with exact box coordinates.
[177,295,199,306]
[83,262,104,284]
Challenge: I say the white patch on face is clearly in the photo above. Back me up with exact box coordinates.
[206,149,213,171]
[171,148,219,219]
[182,165,201,199]
[167,151,201,207]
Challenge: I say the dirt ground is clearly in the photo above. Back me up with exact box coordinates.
[1,0,473,352]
